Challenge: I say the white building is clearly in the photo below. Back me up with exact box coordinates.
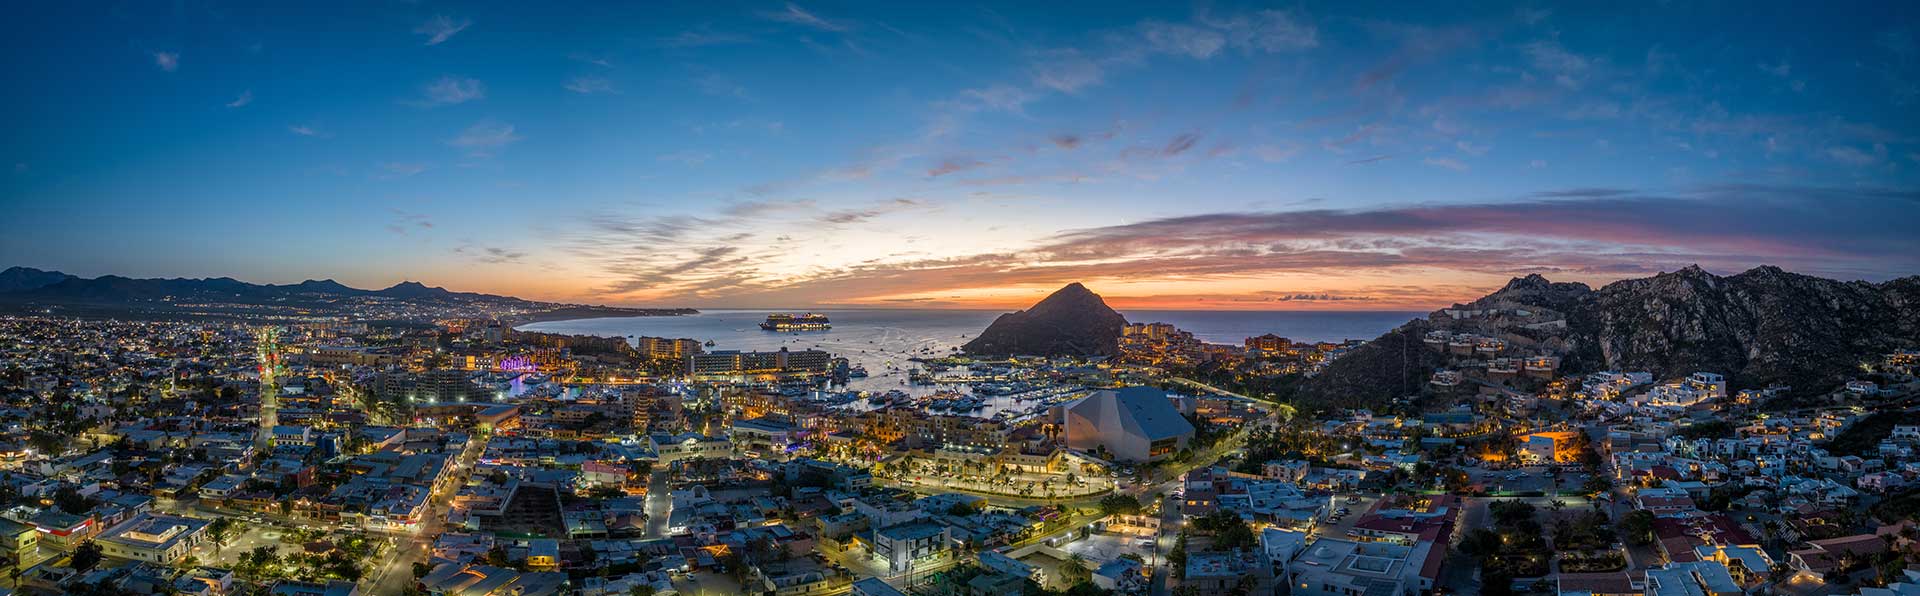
[1062,387,1195,463]
[96,513,210,564]
[872,521,950,574]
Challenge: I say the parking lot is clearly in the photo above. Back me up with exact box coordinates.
[1311,494,1379,540]
[1468,465,1589,494]
[1056,531,1156,563]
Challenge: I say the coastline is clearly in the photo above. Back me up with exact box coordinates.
[506,305,699,327]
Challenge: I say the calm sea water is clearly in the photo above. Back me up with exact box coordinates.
[518,309,1420,393]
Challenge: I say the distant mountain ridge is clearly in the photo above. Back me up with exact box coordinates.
[963,283,1129,357]
[0,266,505,303]
[0,266,697,321]
[1292,265,1920,409]
[0,267,74,293]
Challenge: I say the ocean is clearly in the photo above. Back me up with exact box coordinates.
[516,309,1421,394]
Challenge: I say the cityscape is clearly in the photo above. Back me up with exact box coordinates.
[3,3,1920,596]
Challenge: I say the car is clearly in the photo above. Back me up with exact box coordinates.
[1137,540,1155,549]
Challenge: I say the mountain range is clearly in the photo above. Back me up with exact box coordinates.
[1293,265,1920,409]
[0,266,496,303]
[0,266,694,321]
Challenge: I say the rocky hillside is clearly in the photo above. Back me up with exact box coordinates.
[963,283,1128,357]
[1294,265,1920,409]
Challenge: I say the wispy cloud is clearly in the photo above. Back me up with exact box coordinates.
[447,120,520,156]
[568,53,614,67]
[1140,22,1227,59]
[657,150,713,166]
[1827,144,1887,166]
[1198,9,1319,52]
[695,73,750,100]
[455,245,527,264]
[960,84,1037,113]
[1522,39,1592,88]
[288,124,330,138]
[1423,156,1468,171]
[928,158,986,177]
[386,210,434,235]
[152,51,179,72]
[1756,60,1806,92]
[1162,133,1202,156]
[564,76,616,95]
[1030,49,1104,93]
[660,29,752,48]
[411,75,486,107]
[760,3,849,32]
[379,162,428,177]
[225,90,253,108]
[1252,143,1304,162]
[414,15,471,46]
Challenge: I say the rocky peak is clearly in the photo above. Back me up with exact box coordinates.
[962,283,1128,357]
[1477,272,1591,311]
[1503,273,1552,292]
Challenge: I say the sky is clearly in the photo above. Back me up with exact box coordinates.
[2,2,1918,310]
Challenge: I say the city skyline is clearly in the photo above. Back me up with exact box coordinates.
[5,2,1919,310]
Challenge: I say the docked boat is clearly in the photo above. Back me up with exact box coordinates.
[760,312,831,331]
[849,364,869,378]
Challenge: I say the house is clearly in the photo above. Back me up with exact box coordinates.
[1554,572,1637,596]
[1287,538,1425,596]
[852,577,907,596]
[1184,550,1260,595]
[1788,534,1887,575]
[1093,557,1145,592]
[1644,561,1740,596]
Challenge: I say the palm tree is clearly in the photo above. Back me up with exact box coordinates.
[1061,554,1091,584]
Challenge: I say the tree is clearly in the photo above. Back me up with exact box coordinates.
[52,487,92,515]
[1059,554,1092,585]
[70,540,103,572]
[208,517,236,552]
[1099,494,1142,516]
[1620,510,1656,546]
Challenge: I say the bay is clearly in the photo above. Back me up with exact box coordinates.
[517,309,1419,394]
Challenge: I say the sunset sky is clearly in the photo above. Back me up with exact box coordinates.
[3,2,1918,310]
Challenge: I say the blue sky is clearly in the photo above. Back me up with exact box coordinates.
[2,2,1917,308]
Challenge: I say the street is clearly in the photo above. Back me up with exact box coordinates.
[366,434,488,595]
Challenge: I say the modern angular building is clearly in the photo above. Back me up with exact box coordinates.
[1063,386,1195,463]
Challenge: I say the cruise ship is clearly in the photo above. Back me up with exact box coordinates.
[760,312,831,331]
